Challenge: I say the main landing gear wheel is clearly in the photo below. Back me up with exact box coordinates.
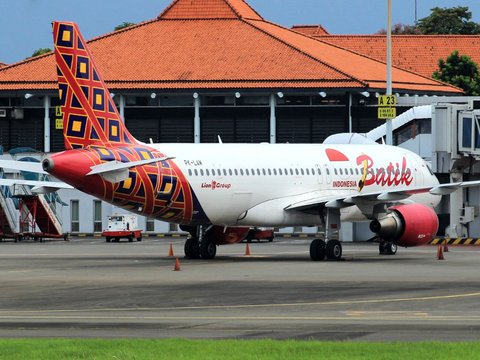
[200,239,217,259]
[184,237,200,259]
[379,242,397,255]
[310,239,326,261]
[326,240,342,260]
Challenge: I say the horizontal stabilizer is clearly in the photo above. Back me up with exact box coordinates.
[0,160,47,174]
[87,156,173,183]
[0,179,74,193]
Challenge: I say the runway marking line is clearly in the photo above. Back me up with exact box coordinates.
[1,291,480,314]
[1,314,480,322]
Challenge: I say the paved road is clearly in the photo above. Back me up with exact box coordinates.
[0,237,479,341]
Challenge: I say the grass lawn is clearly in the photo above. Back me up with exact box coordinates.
[1,339,480,359]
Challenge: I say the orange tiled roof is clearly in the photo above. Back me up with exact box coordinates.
[160,0,263,20]
[292,25,329,36]
[0,63,6,68]
[299,33,480,79]
[0,0,461,94]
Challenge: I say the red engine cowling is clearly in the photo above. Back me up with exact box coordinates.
[369,203,439,247]
[205,226,251,245]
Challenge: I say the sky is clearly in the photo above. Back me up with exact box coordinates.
[1,0,479,64]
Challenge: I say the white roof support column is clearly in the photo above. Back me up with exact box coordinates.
[118,94,125,122]
[194,93,200,144]
[270,94,276,144]
[43,95,50,153]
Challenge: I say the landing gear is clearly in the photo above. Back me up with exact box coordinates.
[310,239,326,261]
[379,241,397,255]
[326,239,342,260]
[184,237,200,259]
[310,208,343,261]
[183,226,217,260]
[200,238,217,259]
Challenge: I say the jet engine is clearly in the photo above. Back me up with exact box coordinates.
[369,203,439,247]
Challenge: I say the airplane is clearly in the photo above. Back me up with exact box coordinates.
[2,21,480,261]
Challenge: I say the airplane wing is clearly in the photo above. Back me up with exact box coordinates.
[86,156,174,183]
[0,178,74,193]
[285,180,480,211]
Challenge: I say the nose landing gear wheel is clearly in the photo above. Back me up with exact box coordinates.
[326,240,342,260]
[379,242,397,255]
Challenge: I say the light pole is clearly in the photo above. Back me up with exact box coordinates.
[386,0,393,145]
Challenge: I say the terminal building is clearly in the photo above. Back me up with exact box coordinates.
[0,0,478,238]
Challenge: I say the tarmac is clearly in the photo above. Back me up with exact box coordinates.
[0,237,480,341]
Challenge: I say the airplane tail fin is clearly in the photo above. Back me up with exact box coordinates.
[52,21,137,150]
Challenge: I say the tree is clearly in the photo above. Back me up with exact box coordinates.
[417,6,480,35]
[433,51,480,95]
[114,22,136,31]
[376,23,421,35]
[29,48,52,58]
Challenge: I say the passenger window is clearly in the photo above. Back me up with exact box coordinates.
[306,169,310,175]
[206,169,210,176]
[268,169,272,176]
[300,169,305,175]
[279,169,283,175]
[334,169,338,175]
[200,169,204,176]
[339,169,343,175]
[234,169,239,176]
[262,169,266,175]
[223,169,227,176]
[188,169,192,176]
[295,169,299,175]
[290,169,294,175]
[246,169,250,176]
[240,169,244,176]
[257,169,261,176]
[229,169,233,176]
[273,169,277,176]
[194,169,198,176]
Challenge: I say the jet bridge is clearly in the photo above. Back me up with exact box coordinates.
[368,97,480,238]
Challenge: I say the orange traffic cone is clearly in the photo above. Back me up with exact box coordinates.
[245,243,251,256]
[173,258,181,271]
[168,243,174,257]
[436,245,444,260]
[443,239,449,252]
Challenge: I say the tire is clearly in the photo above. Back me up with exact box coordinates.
[379,242,397,255]
[106,237,111,242]
[309,238,326,261]
[200,239,217,259]
[137,237,142,242]
[128,234,134,242]
[184,237,200,259]
[326,240,342,260]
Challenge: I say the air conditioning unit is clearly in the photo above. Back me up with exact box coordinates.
[0,109,6,117]
[468,99,480,110]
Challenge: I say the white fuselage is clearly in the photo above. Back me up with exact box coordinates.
[149,143,440,227]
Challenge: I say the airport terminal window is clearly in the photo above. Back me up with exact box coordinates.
[71,200,79,232]
[146,218,155,232]
[93,200,102,233]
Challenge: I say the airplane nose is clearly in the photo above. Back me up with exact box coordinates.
[42,157,54,172]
